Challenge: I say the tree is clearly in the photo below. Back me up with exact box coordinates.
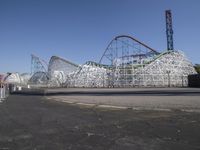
[194,64,200,74]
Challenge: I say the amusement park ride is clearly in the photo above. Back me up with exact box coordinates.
[1,10,197,90]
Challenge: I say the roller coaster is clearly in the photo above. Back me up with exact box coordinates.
[67,35,195,87]
[24,34,195,88]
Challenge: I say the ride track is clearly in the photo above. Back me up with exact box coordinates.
[28,35,196,88]
[99,35,159,64]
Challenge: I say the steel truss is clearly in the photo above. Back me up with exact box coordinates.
[31,54,47,75]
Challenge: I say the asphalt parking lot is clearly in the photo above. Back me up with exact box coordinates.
[0,93,200,150]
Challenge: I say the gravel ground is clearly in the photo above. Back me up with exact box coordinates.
[0,95,200,150]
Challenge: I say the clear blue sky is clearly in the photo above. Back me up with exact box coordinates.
[0,0,200,73]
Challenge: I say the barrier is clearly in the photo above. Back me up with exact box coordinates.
[188,74,200,87]
[0,74,10,101]
[0,83,8,101]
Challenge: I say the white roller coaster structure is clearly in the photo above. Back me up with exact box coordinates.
[28,35,196,88]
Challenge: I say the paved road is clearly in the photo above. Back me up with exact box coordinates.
[46,88,200,111]
[0,95,200,149]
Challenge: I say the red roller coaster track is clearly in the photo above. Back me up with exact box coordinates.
[99,35,159,63]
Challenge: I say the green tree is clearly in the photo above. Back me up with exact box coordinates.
[194,64,200,74]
